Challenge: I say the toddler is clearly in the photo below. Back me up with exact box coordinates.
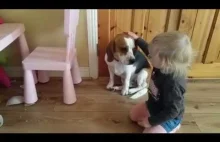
[127,31,194,133]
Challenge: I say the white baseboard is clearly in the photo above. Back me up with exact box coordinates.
[4,67,90,77]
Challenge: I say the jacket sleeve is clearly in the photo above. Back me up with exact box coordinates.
[135,38,149,56]
[148,84,185,126]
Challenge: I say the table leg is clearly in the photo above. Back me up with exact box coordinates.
[18,33,38,84]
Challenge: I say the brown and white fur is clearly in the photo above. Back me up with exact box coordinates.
[105,33,149,99]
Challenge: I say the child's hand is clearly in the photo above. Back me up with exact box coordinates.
[124,31,139,39]
[137,117,151,128]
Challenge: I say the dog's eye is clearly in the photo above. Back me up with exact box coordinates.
[120,48,128,52]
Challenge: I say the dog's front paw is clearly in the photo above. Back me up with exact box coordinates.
[106,82,114,90]
[121,88,129,96]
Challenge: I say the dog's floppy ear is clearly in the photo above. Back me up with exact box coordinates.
[106,39,116,62]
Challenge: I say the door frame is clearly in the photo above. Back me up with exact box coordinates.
[86,9,98,79]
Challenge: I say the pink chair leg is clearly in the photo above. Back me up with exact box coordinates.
[71,55,82,84]
[33,71,38,84]
[24,70,38,104]
[37,71,50,83]
[63,69,77,104]
[18,33,38,84]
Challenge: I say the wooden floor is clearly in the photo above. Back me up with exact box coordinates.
[0,77,220,133]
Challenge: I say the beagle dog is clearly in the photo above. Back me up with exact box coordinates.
[105,33,151,99]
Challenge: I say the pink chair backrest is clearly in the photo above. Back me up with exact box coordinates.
[64,9,79,63]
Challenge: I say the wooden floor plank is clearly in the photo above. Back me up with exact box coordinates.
[192,113,220,133]
[1,78,220,133]
[0,111,200,133]
[54,95,139,112]
[0,111,142,133]
[0,95,57,112]
[185,102,220,113]
[185,93,220,103]
[177,113,201,133]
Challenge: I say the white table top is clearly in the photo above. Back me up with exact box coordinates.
[0,23,25,52]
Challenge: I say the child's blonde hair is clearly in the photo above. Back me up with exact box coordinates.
[150,31,195,78]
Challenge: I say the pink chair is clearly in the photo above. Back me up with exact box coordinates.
[22,9,82,105]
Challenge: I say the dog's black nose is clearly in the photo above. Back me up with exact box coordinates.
[129,58,136,64]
